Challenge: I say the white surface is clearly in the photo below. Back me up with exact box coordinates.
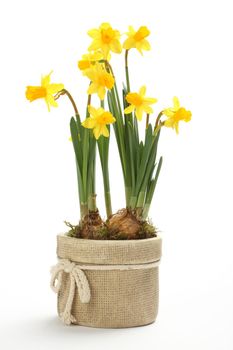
[0,0,233,349]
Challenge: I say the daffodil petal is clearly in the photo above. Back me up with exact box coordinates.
[128,26,136,35]
[164,118,174,127]
[123,37,135,50]
[136,44,144,55]
[108,115,116,124]
[102,45,110,59]
[139,86,146,96]
[87,82,97,95]
[47,94,58,107]
[93,124,101,139]
[98,86,106,100]
[47,83,64,94]
[140,39,151,51]
[101,125,109,137]
[88,105,98,117]
[87,29,100,38]
[135,106,144,121]
[143,97,157,104]
[41,71,52,87]
[96,107,105,116]
[110,39,122,53]
[143,105,153,114]
[88,41,101,52]
[82,117,96,129]
[163,108,174,117]
[100,22,110,30]
[85,68,97,81]
[124,105,135,114]
[44,95,57,112]
[173,96,180,110]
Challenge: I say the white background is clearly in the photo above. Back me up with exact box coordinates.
[0,0,233,349]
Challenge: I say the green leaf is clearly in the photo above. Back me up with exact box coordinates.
[127,121,136,190]
[75,113,83,139]
[70,117,84,203]
[97,132,112,217]
[87,133,96,195]
[70,117,82,171]
[107,90,127,180]
[135,124,153,195]
[146,156,163,205]
[82,128,90,199]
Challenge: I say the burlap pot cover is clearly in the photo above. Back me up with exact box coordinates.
[54,234,162,328]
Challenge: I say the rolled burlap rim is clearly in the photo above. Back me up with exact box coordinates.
[57,234,162,264]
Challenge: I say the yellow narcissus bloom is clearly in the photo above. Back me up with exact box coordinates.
[82,105,116,139]
[124,86,157,121]
[88,22,122,59]
[163,97,192,134]
[25,71,64,111]
[85,63,114,100]
[123,26,151,54]
[78,51,104,71]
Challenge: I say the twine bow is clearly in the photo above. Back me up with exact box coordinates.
[50,259,91,325]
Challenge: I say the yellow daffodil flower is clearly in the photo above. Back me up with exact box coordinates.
[82,105,116,139]
[78,51,104,71]
[123,26,151,54]
[85,63,114,100]
[88,22,122,59]
[124,86,157,121]
[25,71,64,111]
[163,97,192,134]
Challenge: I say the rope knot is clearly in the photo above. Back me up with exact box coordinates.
[63,261,75,274]
[50,259,91,325]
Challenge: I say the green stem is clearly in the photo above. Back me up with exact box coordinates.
[55,89,80,117]
[87,92,97,212]
[137,191,145,208]
[87,93,91,114]
[103,169,112,218]
[125,50,130,92]
[130,196,137,208]
[98,134,112,218]
[146,114,150,129]
[110,88,127,177]
[142,203,150,220]
[142,156,163,219]
[154,111,163,131]
[125,186,131,207]
[82,128,89,203]
[88,137,97,212]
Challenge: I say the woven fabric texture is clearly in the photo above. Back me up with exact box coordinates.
[56,235,162,328]
[57,235,162,264]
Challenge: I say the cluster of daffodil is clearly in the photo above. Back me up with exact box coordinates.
[26,23,191,220]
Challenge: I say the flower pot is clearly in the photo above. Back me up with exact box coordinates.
[51,234,162,328]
